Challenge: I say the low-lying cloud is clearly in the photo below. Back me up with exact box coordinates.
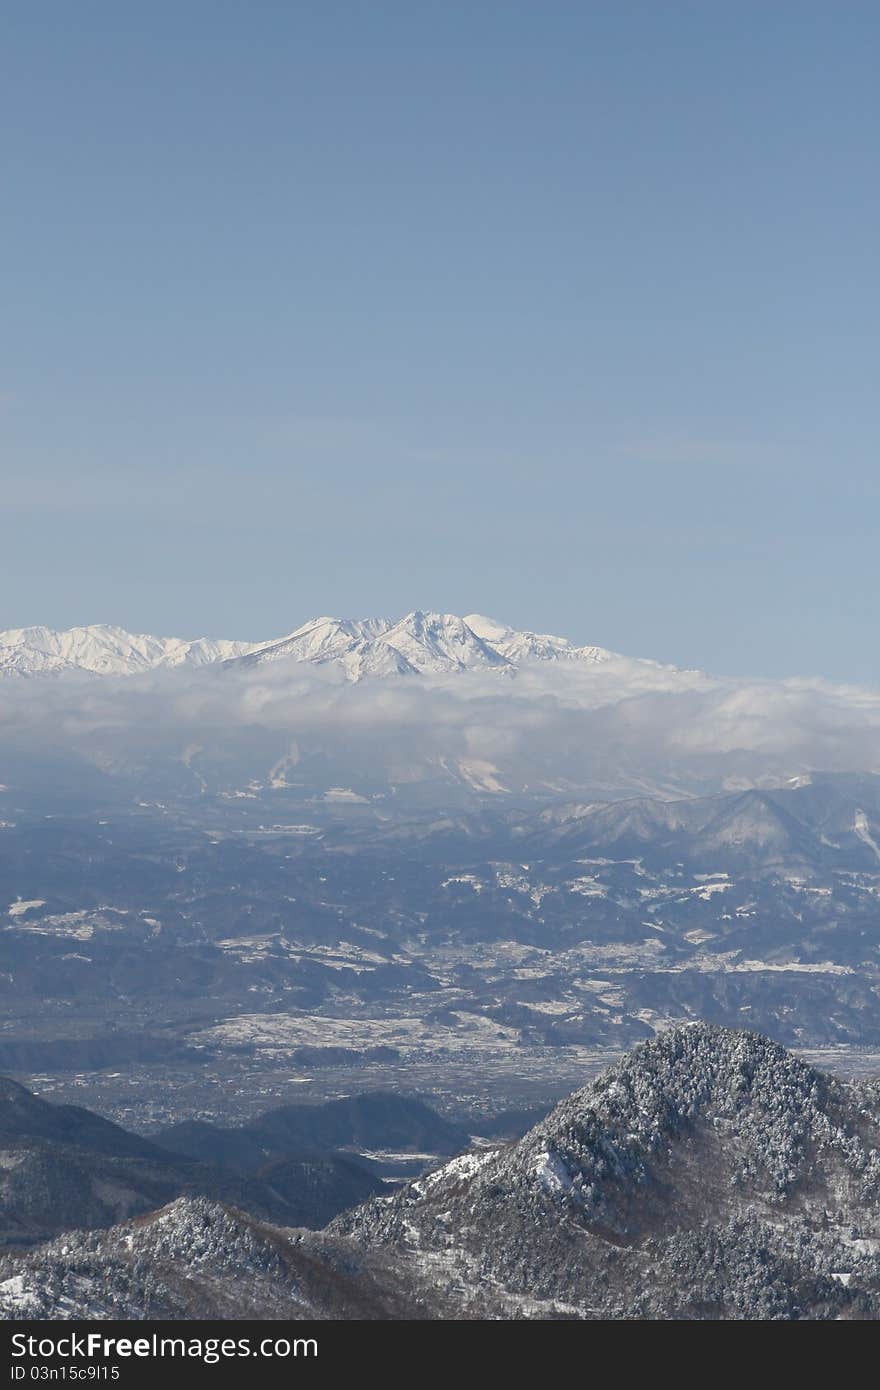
[2,656,880,802]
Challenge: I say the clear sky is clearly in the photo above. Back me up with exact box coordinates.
[2,2,877,680]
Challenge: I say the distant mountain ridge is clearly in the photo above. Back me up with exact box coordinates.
[0,624,262,677]
[0,612,633,681]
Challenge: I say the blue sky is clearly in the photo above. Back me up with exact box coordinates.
[2,2,877,680]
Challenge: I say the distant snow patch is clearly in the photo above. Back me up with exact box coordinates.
[7,899,45,918]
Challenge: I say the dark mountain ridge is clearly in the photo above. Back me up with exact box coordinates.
[0,1078,387,1246]
[0,1077,172,1163]
[153,1091,470,1171]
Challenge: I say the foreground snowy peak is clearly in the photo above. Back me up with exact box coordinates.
[517,1023,873,1212]
[342,1023,880,1244]
[526,1023,880,1204]
[0,612,622,680]
[333,1024,880,1316]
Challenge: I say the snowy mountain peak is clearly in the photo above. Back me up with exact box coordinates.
[379,611,511,672]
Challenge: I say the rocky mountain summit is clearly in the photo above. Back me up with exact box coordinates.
[3,1027,879,1319]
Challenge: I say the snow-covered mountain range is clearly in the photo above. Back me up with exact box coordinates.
[0,624,261,677]
[0,612,627,681]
